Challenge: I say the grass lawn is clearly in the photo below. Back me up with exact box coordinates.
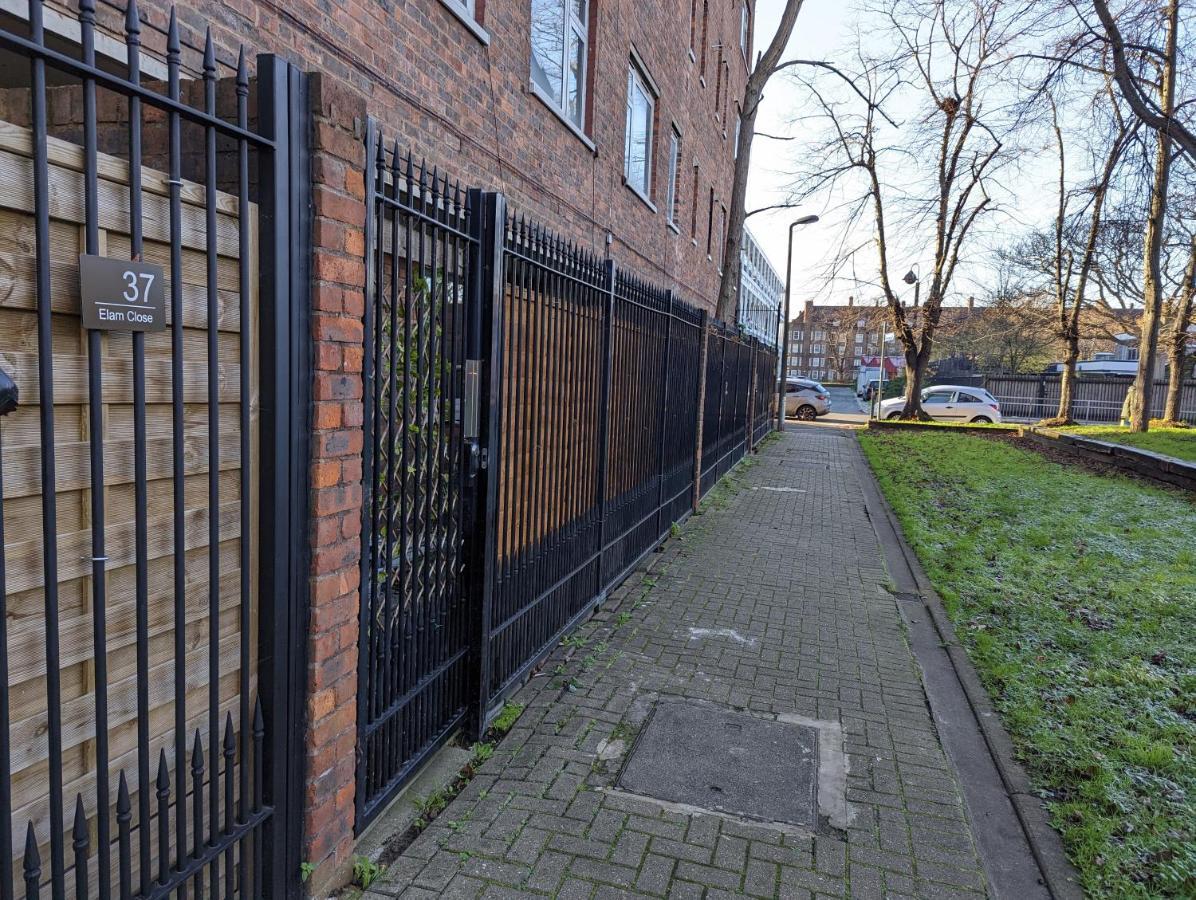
[1062,425,1196,463]
[859,430,1196,898]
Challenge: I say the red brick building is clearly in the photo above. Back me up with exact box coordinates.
[31,0,752,308]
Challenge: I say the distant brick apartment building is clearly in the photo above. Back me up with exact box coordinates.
[787,297,895,383]
[786,296,1166,384]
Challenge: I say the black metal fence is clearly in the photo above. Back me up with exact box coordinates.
[356,150,778,814]
[476,211,776,721]
[983,375,1196,423]
[0,1,308,898]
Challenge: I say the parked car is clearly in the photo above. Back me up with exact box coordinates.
[785,378,832,420]
[878,386,1002,423]
[859,380,880,401]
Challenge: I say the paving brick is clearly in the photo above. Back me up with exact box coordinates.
[366,432,994,900]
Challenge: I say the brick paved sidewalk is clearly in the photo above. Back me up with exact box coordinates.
[366,428,992,899]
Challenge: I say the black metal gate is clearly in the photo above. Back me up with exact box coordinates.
[354,123,478,828]
[0,1,307,897]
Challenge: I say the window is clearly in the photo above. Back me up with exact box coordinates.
[714,48,724,118]
[733,106,742,158]
[705,187,715,256]
[624,61,656,199]
[531,0,589,129]
[957,392,983,404]
[442,0,476,19]
[690,163,700,236]
[855,333,863,343]
[666,128,682,226]
[699,0,709,78]
[811,343,824,354]
[740,3,750,57]
[717,204,727,271]
[689,0,699,54]
[722,58,731,123]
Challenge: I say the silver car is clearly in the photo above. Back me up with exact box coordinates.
[878,385,1002,423]
[785,378,832,420]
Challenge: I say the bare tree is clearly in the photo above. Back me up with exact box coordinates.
[714,0,808,323]
[1126,0,1180,430]
[780,0,1024,417]
[1091,0,1196,160]
[1040,95,1134,423]
[1162,231,1196,421]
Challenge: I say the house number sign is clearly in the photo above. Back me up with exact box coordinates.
[79,254,167,332]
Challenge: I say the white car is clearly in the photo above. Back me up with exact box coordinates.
[878,385,1003,423]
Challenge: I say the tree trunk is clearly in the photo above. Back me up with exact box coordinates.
[899,346,928,419]
[1163,339,1187,423]
[1046,340,1079,425]
[1129,0,1178,433]
[716,100,759,322]
[1163,235,1196,424]
[1131,128,1171,431]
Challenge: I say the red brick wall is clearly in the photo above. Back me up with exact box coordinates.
[44,0,751,312]
[303,75,368,888]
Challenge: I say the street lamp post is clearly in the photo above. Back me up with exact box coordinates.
[777,214,819,431]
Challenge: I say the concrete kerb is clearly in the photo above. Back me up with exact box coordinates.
[1027,426,1196,491]
[850,435,1084,900]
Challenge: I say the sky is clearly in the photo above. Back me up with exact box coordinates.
[748,0,851,313]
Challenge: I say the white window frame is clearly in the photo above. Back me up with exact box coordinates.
[740,3,750,58]
[624,59,657,205]
[530,0,590,135]
[436,0,489,43]
[666,127,682,229]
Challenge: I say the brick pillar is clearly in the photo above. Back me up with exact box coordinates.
[304,73,368,892]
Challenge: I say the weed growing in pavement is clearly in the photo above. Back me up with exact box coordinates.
[352,856,383,889]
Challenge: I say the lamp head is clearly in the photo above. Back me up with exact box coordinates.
[793,214,819,226]
[902,269,918,285]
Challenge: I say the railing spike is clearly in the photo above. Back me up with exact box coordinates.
[71,795,88,850]
[191,728,205,772]
[22,822,40,899]
[202,26,215,77]
[167,7,180,58]
[124,0,140,38]
[236,45,248,92]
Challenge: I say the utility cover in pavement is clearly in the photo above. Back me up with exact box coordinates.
[618,701,819,827]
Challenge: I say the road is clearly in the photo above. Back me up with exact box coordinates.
[787,383,870,428]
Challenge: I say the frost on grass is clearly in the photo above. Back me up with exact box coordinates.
[859,429,1196,900]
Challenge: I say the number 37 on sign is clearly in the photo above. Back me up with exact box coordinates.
[79,254,167,333]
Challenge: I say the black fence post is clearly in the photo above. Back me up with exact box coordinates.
[595,260,616,596]
[692,310,710,509]
[353,116,377,826]
[655,290,674,540]
[256,54,309,900]
[466,190,507,737]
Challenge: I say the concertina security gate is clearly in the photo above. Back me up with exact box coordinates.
[0,2,309,898]
[356,119,779,827]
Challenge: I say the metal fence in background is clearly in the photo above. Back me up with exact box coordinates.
[476,211,776,720]
[983,375,1196,423]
